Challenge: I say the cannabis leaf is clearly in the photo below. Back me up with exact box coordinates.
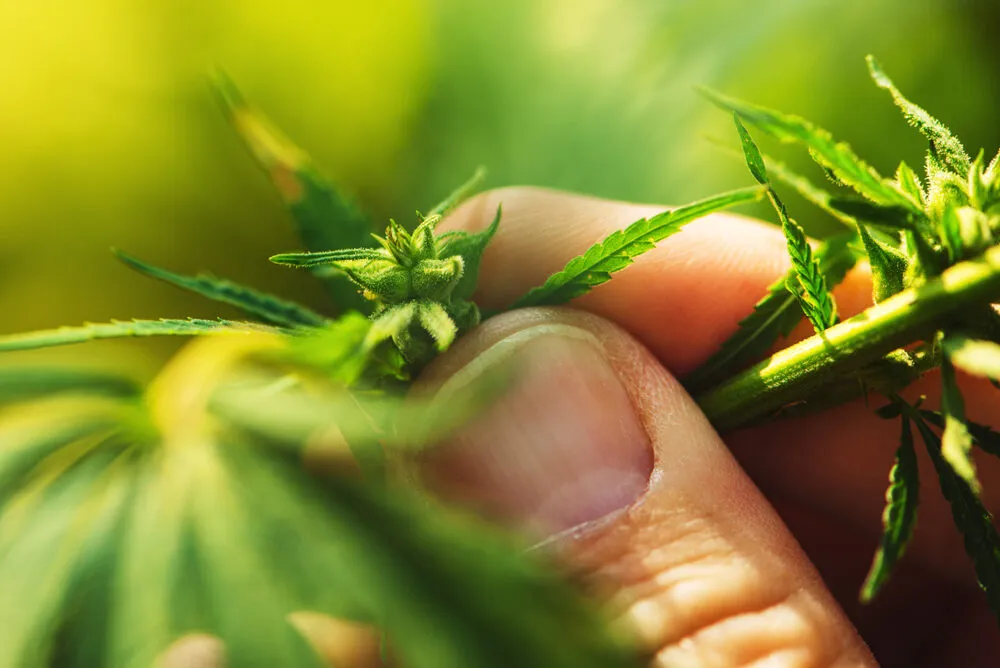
[921,410,1000,460]
[940,349,981,494]
[942,333,1000,380]
[0,319,275,353]
[684,233,858,392]
[0,366,140,406]
[0,341,637,668]
[701,88,922,213]
[213,72,373,313]
[733,115,837,333]
[908,407,1000,620]
[512,186,764,308]
[856,223,907,302]
[867,55,971,177]
[439,204,502,302]
[861,410,919,602]
[114,250,327,329]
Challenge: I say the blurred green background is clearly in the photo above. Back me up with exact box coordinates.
[2,0,998,374]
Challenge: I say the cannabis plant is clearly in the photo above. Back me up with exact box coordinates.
[0,56,999,666]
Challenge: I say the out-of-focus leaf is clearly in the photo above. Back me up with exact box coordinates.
[943,333,1000,380]
[0,319,276,353]
[114,250,327,329]
[213,72,372,313]
[861,412,919,602]
[909,409,1000,623]
[701,88,922,213]
[0,366,139,406]
[0,355,636,668]
[940,356,979,494]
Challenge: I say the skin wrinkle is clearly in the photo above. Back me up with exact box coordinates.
[425,307,872,665]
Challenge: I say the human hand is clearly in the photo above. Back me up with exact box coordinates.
[414,187,1000,667]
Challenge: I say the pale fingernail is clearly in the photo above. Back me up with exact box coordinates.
[420,324,653,538]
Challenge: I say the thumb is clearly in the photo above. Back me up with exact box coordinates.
[417,308,876,667]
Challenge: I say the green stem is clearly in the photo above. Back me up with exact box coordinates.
[697,244,1000,432]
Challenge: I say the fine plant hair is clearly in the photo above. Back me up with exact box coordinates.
[1,56,1000,665]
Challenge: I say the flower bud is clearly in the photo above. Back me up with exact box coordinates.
[350,260,411,303]
[411,256,464,301]
[957,206,991,255]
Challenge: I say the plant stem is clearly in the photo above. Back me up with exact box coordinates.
[697,244,1000,432]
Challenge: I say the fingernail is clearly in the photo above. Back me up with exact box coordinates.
[420,324,653,538]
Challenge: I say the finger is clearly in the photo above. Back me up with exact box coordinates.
[417,308,876,666]
[445,187,1000,583]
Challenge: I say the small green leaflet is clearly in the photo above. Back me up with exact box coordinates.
[0,366,139,406]
[943,333,1000,380]
[684,233,858,392]
[856,223,907,302]
[511,186,764,308]
[861,411,919,602]
[867,55,971,177]
[439,205,502,301]
[417,301,458,351]
[895,161,926,204]
[114,250,327,329]
[213,71,373,314]
[921,410,1000,460]
[428,166,487,218]
[940,356,980,495]
[701,87,922,213]
[270,248,388,268]
[909,409,1000,622]
[0,319,274,353]
[733,115,836,334]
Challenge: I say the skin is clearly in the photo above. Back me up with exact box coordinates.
[163,187,1000,667]
[426,187,1000,667]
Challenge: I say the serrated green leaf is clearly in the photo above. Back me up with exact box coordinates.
[857,223,907,302]
[861,412,919,602]
[512,186,764,308]
[921,410,1000,460]
[0,319,276,354]
[701,88,921,213]
[0,366,139,406]
[213,72,372,313]
[428,166,487,218]
[114,250,327,329]
[941,205,964,264]
[684,233,859,392]
[773,194,837,333]
[733,114,767,185]
[417,301,457,351]
[269,247,389,268]
[439,205,502,301]
[909,409,1000,624]
[867,56,971,176]
[943,333,1000,380]
[895,161,926,204]
[758,154,857,226]
[0,364,636,668]
[732,120,838,334]
[940,356,980,495]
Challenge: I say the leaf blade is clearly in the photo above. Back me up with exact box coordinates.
[0,319,275,354]
[114,250,327,329]
[702,87,921,212]
[512,186,764,308]
[861,412,919,602]
[867,55,971,176]
[213,72,372,313]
